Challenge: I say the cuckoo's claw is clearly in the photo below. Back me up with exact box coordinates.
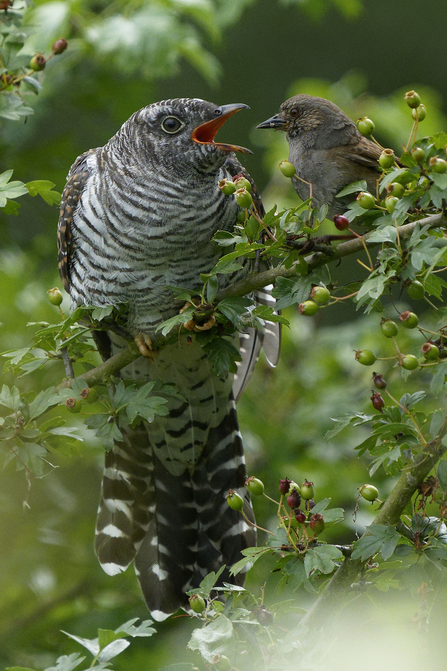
[134,333,158,360]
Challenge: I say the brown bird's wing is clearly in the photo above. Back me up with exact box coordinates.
[57,151,93,292]
[345,135,383,170]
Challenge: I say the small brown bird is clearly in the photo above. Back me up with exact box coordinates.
[257,94,383,218]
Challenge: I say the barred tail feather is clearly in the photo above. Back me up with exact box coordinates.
[95,398,255,621]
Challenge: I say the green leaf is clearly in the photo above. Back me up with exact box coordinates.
[91,305,115,321]
[430,409,446,439]
[97,638,130,662]
[188,614,233,659]
[28,387,58,420]
[115,618,155,638]
[62,631,100,655]
[0,170,28,207]
[202,337,241,376]
[198,566,226,597]
[399,391,426,409]
[304,545,343,577]
[351,525,400,562]
[157,306,195,337]
[25,179,60,205]
[336,180,368,198]
[229,546,271,576]
[437,461,447,493]
[98,629,121,649]
[0,384,21,411]
[43,654,86,671]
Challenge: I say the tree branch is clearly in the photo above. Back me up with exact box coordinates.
[299,433,447,630]
[217,212,447,300]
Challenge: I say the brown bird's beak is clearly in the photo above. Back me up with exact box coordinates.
[256,114,287,130]
[191,103,252,154]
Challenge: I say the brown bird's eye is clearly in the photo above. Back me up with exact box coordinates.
[161,116,184,134]
[290,108,298,118]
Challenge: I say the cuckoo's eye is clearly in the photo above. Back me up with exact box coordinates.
[289,108,299,118]
[214,108,222,116]
[161,116,185,134]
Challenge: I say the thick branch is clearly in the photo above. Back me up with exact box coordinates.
[217,212,447,299]
[57,342,140,391]
[300,437,447,630]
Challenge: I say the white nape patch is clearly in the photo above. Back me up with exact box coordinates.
[101,524,126,538]
[151,609,172,622]
[104,498,132,516]
[101,562,125,576]
[151,563,169,580]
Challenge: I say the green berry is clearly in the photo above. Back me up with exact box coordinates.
[226,489,244,511]
[310,285,330,305]
[421,342,440,360]
[52,38,68,55]
[357,191,375,209]
[355,349,376,366]
[189,594,206,614]
[29,54,46,71]
[235,187,253,209]
[298,300,319,316]
[80,387,98,404]
[356,116,375,136]
[379,149,395,169]
[411,146,425,164]
[380,318,398,338]
[233,176,252,192]
[236,209,247,223]
[405,90,421,109]
[278,160,296,178]
[218,179,236,195]
[406,280,424,300]
[359,484,379,502]
[300,479,315,500]
[429,157,447,173]
[412,105,427,121]
[387,182,405,198]
[246,476,265,496]
[65,397,81,413]
[212,654,232,670]
[385,196,399,213]
[47,287,63,306]
[400,311,419,328]
[401,354,419,370]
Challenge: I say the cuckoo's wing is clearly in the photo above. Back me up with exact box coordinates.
[57,150,94,292]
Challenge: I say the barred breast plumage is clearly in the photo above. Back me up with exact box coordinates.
[57,98,280,620]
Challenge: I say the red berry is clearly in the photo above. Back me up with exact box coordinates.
[279,478,291,495]
[309,513,325,534]
[333,215,349,230]
[294,509,306,524]
[286,488,301,509]
[371,391,385,412]
[372,372,387,389]
[52,38,68,54]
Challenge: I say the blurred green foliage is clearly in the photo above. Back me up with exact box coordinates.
[2,0,447,669]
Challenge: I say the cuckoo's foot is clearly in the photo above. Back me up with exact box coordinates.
[134,333,158,360]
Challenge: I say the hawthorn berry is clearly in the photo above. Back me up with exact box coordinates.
[226,490,244,511]
[359,484,379,502]
[333,215,350,230]
[29,54,46,71]
[294,509,306,524]
[189,594,206,614]
[421,342,440,360]
[429,157,447,173]
[300,480,315,500]
[412,105,427,121]
[47,287,63,306]
[309,513,325,534]
[278,478,291,495]
[80,387,98,404]
[356,117,375,136]
[235,187,252,208]
[298,300,319,316]
[246,476,265,496]
[401,354,419,370]
[380,318,398,338]
[400,311,419,328]
[385,196,399,213]
[357,191,375,209]
[355,349,376,366]
[406,280,424,300]
[310,285,330,305]
[379,149,395,169]
[278,160,296,178]
[65,397,81,413]
[372,372,387,389]
[286,488,301,509]
[218,179,236,195]
[371,391,385,412]
[233,176,252,192]
[404,90,421,109]
[411,147,425,164]
[387,182,405,198]
[52,38,68,54]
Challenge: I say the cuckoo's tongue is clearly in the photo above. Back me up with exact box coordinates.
[191,103,252,154]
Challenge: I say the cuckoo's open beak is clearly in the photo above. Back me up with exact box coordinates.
[192,103,252,154]
[256,114,287,130]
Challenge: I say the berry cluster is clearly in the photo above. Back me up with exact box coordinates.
[218,173,253,212]
[1,39,68,92]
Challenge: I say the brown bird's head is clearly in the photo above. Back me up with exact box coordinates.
[257,94,357,148]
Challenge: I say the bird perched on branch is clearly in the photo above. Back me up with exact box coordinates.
[257,94,383,218]
[57,98,280,621]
